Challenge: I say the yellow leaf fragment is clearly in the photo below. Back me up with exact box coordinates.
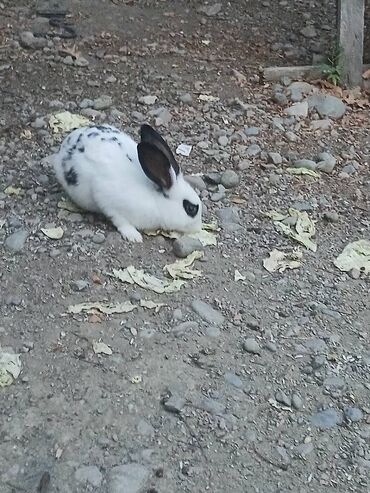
[113,266,185,294]
[164,251,203,279]
[333,240,370,274]
[92,340,112,355]
[68,301,137,315]
[131,375,142,384]
[4,186,23,196]
[57,199,82,213]
[286,167,320,178]
[0,351,21,388]
[234,269,246,281]
[140,299,167,312]
[267,208,317,252]
[41,226,64,240]
[48,111,90,134]
[263,249,303,273]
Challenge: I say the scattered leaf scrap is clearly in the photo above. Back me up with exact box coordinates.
[4,186,23,196]
[234,270,246,281]
[140,299,167,312]
[286,167,320,178]
[164,251,203,279]
[263,249,303,273]
[198,94,220,103]
[68,301,137,315]
[333,240,370,274]
[48,111,90,134]
[113,266,185,294]
[266,209,317,252]
[41,227,64,240]
[176,143,192,156]
[0,351,22,388]
[57,199,82,213]
[92,340,112,355]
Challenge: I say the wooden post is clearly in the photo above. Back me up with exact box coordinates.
[337,0,365,88]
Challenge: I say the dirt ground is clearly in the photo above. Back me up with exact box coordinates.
[1,1,370,492]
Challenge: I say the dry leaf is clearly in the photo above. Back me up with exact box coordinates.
[164,251,203,279]
[188,229,217,246]
[88,314,102,323]
[140,299,166,312]
[55,447,63,459]
[333,240,370,274]
[0,351,21,388]
[92,340,112,355]
[68,301,137,315]
[113,266,186,294]
[4,186,22,196]
[263,249,303,273]
[21,129,32,140]
[266,209,317,252]
[131,375,142,384]
[48,111,90,134]
[198,94,220,102]
[57,199,82,213]
[41,227,64,240]
[234,270,246,281]
[286,167,320,178]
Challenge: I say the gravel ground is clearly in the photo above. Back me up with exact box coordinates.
[1,1,370,492]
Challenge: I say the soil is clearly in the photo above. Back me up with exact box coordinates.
[1,1,370,493]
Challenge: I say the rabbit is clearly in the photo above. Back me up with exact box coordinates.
[52,123,202,242]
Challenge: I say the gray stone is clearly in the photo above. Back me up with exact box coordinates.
[32,117,46,129]
[205,325,221,337]
[137,419,155,437]
[139,95,157,105]
[184,175,206,191]
[155,108,172,126]
[4,230,28,252]
[311,408,342,429]
[79,98,94,109]
[264,341,277,352]
[307,94,346,119]
[75,465,103,487]
[323,211,339,223]
[275,390,291,407]
[237,159,252,170]
[216,207,240,226]
[173,236,203,258]
[93,95,113,110]
[172,321,198,336]
[180,93,193,104]
[218,135,229,147]
[316,152,336,173]
[164,395,186,413]
[293,442,314,459]
[75,57,89,67]
[293,159,317,171]
[92,232,105,244]
[285,131,298,142]
[224,372,243,388]
[243,338,261,355]
[19,31,47,50]
[220,169,240,188]
[342,162,357,175]
[204,171,221,184]
[268,152,282,165]
[191,300,225,325]
[246,144,261,157]
[273,92,288,106]
[71,280,89,292]
[284,101,308,118]
[107,463,149,493]
[291,393,303,410]
[344,407,363,423]
[301,25,317,38]
[324,376,346,390]
[244,126,260,136]
[310,119,332,131]
[198,397,225,415]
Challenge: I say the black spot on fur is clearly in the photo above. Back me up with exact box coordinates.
[78,145,85,152]
[87,131,99,138]
[94,125,120,134]
[76,133,82,144]
[61,144,76,168]
[108,136,118,142]
[126,154,133,162]
[66,135,71,144]
[64,167,78,186]
[183,199,199,218]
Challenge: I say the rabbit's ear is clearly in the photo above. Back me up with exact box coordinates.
[140,124,180,175]
[137,142,174,190]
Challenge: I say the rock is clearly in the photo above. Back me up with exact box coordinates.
[301,25,317,38]
[71,280,89,292]
[316,152,336,173]
[220,169,240,188]
[291,393,303,410]
[205,325,221,337]
[180,93,193,104]
[107,464,149,493]
[199,2,222,16]
[172,321,199,336]
[285,131,298,142]
[237,159,252,170]
[218,135,229,147]
[75,57,89,67]
[4,230,28,252]
[93,95,113,110]
[311,409,342,429]
[19,31,47,50]
[284,101,308,118]
[173,236,203,258]
[273,92,288,106]
[323,211,339,223]
[164,394,186,413]
[204,171,221,184]
[246,144,261,157]
[184,175,206,191]
[216,207,242,232]
[198,397,225,415]
[244,126,260,136]
[293,159,317,171]
[341,162,357,175]
[32,117,46,129]
[310,119,332,131]
[92,232,106,244]
[288,81,316,102]
[275,390,291,407]
[224,372,243,388]
[294,442,314,459]
[155,108,172,126]
[324,376,346,390]
[264,341,277,352]
[307,94,346,119]
[63,55,74,66]
[243,338,261,355]
[191,300,225,325]
[75,466,103,487]
[344,407,363,423]
[139,95,157,105]
[268,152,282,165]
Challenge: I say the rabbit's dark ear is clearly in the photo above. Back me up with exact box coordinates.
[137,142,173,190]
[140,124,180,175]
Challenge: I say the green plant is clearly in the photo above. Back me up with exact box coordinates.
[320,43,343,86]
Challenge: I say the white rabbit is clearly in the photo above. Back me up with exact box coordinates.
[52,124,202,242]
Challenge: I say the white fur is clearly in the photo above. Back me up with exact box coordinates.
[53,125,202,242]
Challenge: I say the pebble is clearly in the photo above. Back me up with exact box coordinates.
[311,409,342,429]
[285,131,298,142]
[198,397,225,415]
[191,300,225,325]
[180,92,193,104]
[307,94,346,119]
[172,320,198,336]
[204,171,221,184]
[216,207,240,225]
[268,152,282,165]
[93,95,113,110]
[242,338,261,355]
[218,135,229,147]
[31,117,46,129]
[71,280,89,292]
[323,211,339,223]
[224,372,243,389]
[205,325,221,337]
[107,463,149,493]
[316,152,337,173]
[139,95,157,105]
[284,101,308,118]
[344,407,363,423]
[237,159,252,170]
[273,92,288,106]
[19,31,47,50]
[264,341,277,352]
[275,390,291,407]
[164,394,186,413]
[293,159,317,171]
[294,442,314,459]
[75,465,103,487]
[173,236,203,258]
[310,119,332,131]
[92,232,106,244]
[291,393,303,410]
[341,162,357,175]
[220,169,240,188]
[349,268,361,279]
[300,25,317,38]
[185,175,206,191]
[244,126,260,136]
[4,230,28,252]
[246,144,261,157]
[155,108,172,126]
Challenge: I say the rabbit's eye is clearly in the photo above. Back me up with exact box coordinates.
[183,199,199,218]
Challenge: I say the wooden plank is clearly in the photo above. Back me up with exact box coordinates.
[337,0,365,88]
[263,64,370,84]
